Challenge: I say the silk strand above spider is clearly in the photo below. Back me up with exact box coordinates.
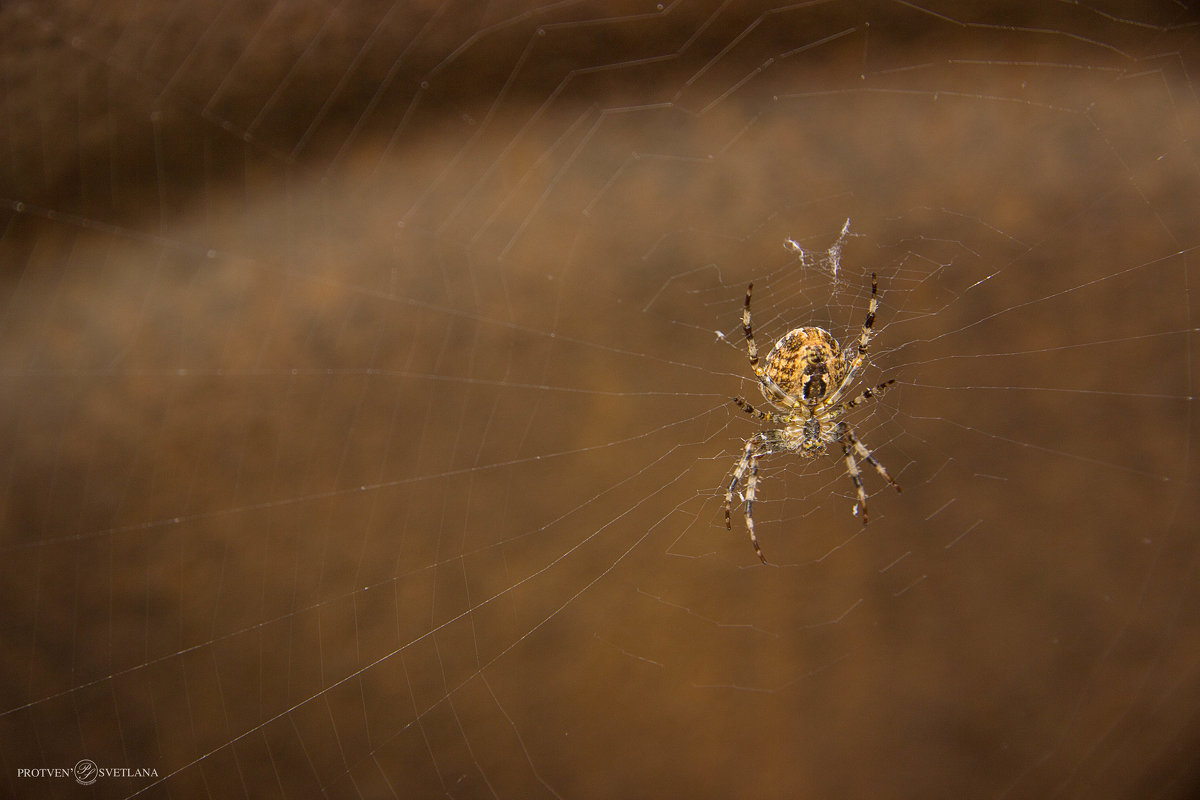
[724,273,901,564]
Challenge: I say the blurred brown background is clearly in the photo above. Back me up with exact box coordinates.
[2,1,1199,798]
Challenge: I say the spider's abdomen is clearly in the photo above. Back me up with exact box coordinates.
[761,327,845,405]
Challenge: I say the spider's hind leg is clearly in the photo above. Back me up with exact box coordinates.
[857,272,880,357]
[742,283,759,369]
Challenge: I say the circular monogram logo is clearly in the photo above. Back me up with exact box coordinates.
[74,759,98,786]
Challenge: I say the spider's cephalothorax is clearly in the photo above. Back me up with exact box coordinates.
[724,274,901,564]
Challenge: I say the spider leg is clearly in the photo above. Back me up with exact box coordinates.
[725,437,757,530]
[843,426,901,494]
[758,373,805,412]
[742,283,805,412]
[744,453,766,564]
[841,440,870,524]
[732,396,786,423]
[843,379,896,411]
[827,272,880,406]
[742,283,759,370]
[724,434,770,564]
[857,272,879,357]
[838,424,901,525]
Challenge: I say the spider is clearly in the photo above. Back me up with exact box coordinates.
[724,273,901,564]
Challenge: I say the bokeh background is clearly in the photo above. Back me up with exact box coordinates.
[2,1,1199,798]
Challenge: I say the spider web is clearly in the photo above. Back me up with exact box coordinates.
[2,1,1199,797]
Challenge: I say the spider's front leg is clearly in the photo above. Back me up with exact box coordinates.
[724,433,771,564]
[724,437,756,531]
[837,423,901,525]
